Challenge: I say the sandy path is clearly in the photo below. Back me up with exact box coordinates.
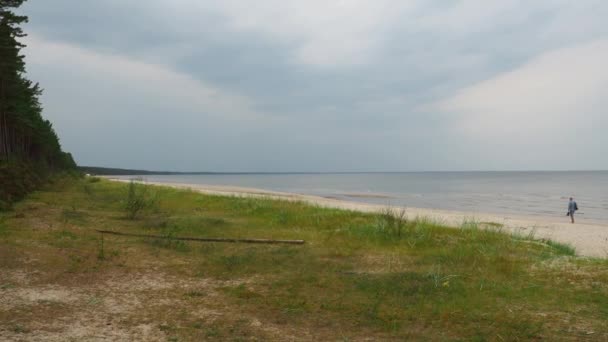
[109,178,608,258]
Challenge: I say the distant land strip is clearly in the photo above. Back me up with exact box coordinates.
[79,166,608,176]
[79,166,336,176]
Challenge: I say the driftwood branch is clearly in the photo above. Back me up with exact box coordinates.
[95,230,305,245]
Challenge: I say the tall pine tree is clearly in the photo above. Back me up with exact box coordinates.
[1,0,75,207]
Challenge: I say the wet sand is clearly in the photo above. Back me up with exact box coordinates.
[109,178,608,258]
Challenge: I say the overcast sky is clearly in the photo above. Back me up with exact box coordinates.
[19,0,608,172]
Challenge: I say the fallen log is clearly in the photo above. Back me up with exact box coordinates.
[95,230,305,245]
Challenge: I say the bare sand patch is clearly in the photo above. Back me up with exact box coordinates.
[0,269,261,341]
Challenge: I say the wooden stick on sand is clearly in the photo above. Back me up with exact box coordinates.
[95,230,305,245]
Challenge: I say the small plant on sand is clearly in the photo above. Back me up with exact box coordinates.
[124,180,157,219]
[538,238,576,256]
[97,234,105,260]
[376,207,408,237]
[427,265,459,288]
[11,324,29,334]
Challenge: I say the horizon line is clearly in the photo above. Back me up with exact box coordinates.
[80,166,608,174]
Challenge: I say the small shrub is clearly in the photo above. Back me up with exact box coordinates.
[0,161,44,209]
[124,180,157,220]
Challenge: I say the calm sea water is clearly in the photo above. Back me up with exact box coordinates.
[114,172,608,222]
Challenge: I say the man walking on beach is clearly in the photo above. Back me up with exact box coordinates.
[567,197,578,224]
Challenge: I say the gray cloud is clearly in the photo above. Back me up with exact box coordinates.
[18,0,608,171]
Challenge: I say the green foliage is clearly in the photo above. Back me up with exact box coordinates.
[0,0,76,209]
[124,180,157,219]
[375,207,407,237]
[0,160,43,209]
[539,238,576,256]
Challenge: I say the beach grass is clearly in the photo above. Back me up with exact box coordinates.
[0,176,607,340]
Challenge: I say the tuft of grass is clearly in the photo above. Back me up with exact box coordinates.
[375,207,408,238]
[11,324,29,334]
[48,229,81,249]
[146,236,191,253]
[185,290,206,298]
[540,238,576,256]
[222,284,261,300]
[480,221,504,229]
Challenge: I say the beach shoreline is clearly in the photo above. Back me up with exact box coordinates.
[106,177,608,258]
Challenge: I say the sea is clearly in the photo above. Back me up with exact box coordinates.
[112,171,608,223]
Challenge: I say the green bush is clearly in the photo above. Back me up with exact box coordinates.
[124,180,157,219]
[0,161,44,210]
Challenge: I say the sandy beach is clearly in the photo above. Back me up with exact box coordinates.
[109,178,608,258]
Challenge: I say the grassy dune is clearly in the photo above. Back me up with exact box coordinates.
[0,177,607,341]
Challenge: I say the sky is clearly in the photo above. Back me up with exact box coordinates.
[19,0,608,172]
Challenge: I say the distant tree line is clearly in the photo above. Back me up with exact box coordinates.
[79,166,222,176]
[0,0,75,208]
